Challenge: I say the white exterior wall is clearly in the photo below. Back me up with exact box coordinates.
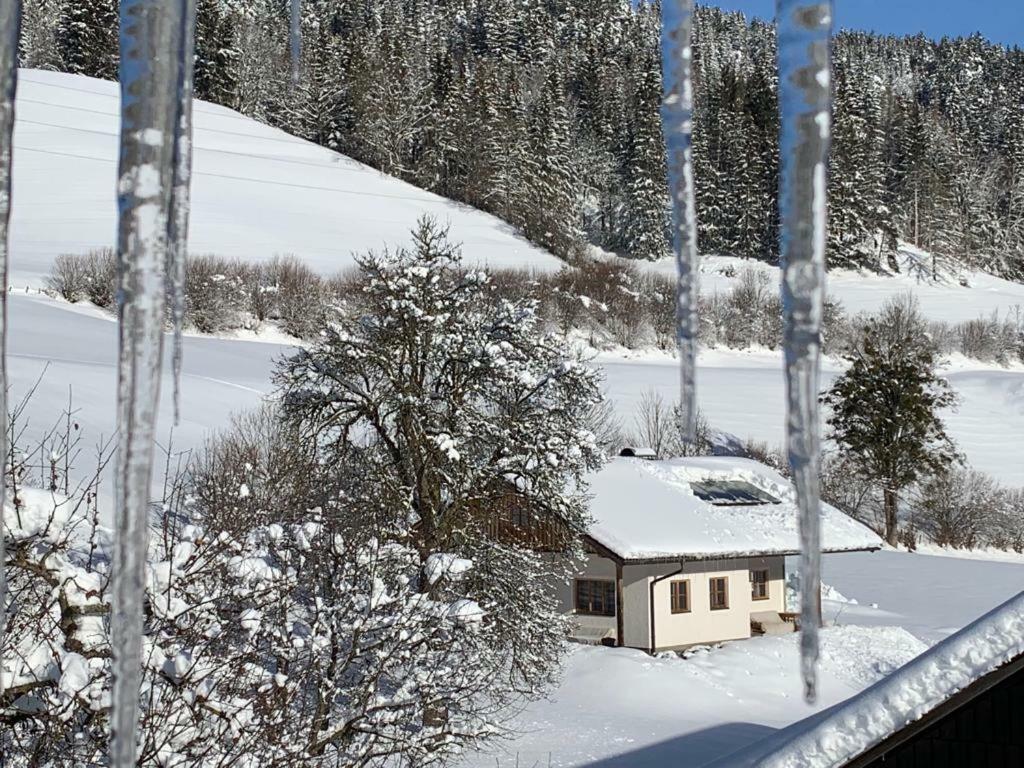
[562,552,788,651]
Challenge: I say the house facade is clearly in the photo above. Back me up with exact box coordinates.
[557,550,787,651]
[559,455,882,652]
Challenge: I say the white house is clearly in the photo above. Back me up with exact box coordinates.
[557,455,883,652]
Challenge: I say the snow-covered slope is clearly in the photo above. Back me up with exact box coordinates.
[599,349,1024,486]
[8,69,561,287]
[639,248,1024,323]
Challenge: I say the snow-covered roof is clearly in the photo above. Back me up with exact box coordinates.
[711,590,1024,768]
[585,457,882,561]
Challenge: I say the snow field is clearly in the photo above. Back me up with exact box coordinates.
[8,69,562,287]
[462,625,925,768]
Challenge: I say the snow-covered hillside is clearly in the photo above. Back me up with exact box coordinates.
[8,69,561,287]
[639,247,1024,323]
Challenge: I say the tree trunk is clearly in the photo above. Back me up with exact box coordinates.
[884,487,899,546]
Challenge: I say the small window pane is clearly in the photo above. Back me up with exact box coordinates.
[751,569,769,600]
[670,580,690,613]
[710,577,729,610]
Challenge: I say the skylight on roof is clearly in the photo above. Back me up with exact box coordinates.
[690,480,781,506]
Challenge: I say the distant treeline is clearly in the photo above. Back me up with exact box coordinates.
[19,1,1024,277]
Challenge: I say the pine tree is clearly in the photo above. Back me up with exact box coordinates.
[58,0,118,80]
[194,0,239,106]
[822,297,959,546]
[522,68,581,259]
[622,47,668,260]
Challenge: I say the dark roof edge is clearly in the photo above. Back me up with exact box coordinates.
[845,651,1024,768]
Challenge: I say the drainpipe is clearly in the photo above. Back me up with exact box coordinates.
[648,561,685,655]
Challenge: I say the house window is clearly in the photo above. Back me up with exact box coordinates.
[751,569,770,601]
[670,580,690,613]
[575,579,615,617]
[709,577,729,610]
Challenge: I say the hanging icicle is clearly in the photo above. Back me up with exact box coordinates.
[168,0,198,425]
[110,1,187,765]
[660,0,699,442]
[0,0,21,700]
[776,0,833,704]
[290,0,302,85]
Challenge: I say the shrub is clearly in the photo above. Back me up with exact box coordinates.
[82,248,118,308]
[913,468,1003,549]
[48,249,117,307]
[183,253,249,332]
[267,254,330,338]
[47,253,91,301]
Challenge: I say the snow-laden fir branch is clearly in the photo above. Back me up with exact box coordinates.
[776,0,833,704]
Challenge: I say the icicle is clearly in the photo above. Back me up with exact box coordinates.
[168,0,198,425]
[0,0,21,700]
[776,0,832,704]
[110,1,186,765]
[660,0,700,442]
[290,0,301,85]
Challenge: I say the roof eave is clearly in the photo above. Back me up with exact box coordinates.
[584,535,882,564]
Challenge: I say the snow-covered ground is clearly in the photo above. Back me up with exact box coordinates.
[639,249,1024,324]
[457,548,1024,768]
[8,69,561,288]
[600,348,1024,486]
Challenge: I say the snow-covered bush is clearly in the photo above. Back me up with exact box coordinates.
[46,248,118,307]
[1,478,500,765]
[265,254,332,338]
[47,253,92,302]
[912,468,1003,549]
[184,254,250,333]
[190,403,330,535]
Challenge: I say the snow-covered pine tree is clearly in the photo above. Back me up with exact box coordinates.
[19,0,1024,276]
[193,0,238,106]
[623,45,669,260]
[522,68,581,259]
[19,0,65,70]
[276,218,605,697]
[58,0,118,79]
[822,297,960,546]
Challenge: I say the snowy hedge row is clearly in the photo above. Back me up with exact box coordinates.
[47,247,1024,366]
